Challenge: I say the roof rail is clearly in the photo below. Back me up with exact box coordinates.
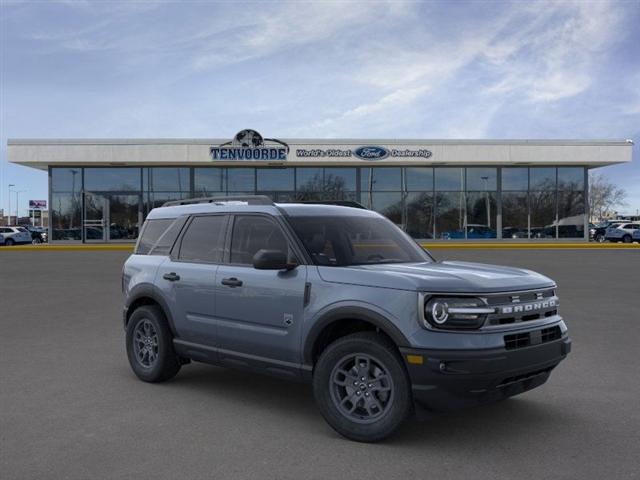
[162,195,274,207]
[297,200,368,209]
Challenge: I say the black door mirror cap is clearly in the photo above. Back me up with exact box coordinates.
[252,249,297,271]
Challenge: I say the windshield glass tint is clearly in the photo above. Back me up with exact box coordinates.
[288,215,429,266]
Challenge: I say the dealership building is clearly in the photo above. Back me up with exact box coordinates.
[7,131,633,243]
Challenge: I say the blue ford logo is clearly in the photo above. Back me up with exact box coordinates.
[354,146,389,160]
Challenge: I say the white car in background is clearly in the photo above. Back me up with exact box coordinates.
[0,226,32,246]
[605,223,640,243]
[632,229,640,243]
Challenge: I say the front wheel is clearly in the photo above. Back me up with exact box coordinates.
[32,237,42,244]
[313,332,412,442]
[595,233,605,243]
[4,238,14,246]
[126,305,181,383]
[622,235,632,243]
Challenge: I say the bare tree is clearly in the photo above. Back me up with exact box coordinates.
[589,172,627,221]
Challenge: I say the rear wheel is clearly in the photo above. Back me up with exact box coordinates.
[313,332,412,442]
[595,233,605,243]
[5,238,14,246]
[622,234,632,243]
[126,305,181,382]
[32,237,42,244]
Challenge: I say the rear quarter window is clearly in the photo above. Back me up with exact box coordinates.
[136,218,174,254]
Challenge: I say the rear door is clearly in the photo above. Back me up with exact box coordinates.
[214,214,307,365]
[155,214,228,346]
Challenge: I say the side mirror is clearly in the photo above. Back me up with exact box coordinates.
[252,249,296,270]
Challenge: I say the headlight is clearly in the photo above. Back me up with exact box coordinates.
[423,297,494,330]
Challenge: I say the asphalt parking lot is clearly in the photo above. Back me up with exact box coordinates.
[1,249,639,480]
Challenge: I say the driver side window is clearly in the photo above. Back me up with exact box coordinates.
[229,216,292,265]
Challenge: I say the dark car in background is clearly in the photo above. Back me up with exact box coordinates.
[21,225,48,244]
[590,221,624,242]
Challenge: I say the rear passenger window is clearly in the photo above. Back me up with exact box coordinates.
[136,219,174,254]
[149,216,187,256]
[178,215,226,263]
[230,216,289,265]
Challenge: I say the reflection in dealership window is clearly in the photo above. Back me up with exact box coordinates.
[557,191,585,238]
[146,168,190,192]
[530,190,556,238]
[502,192,529,239]
[435,168,464,191]
[256,168,294,191]
[557,167,584,191]
[502,168,528,191]
[85,168,141,191]
[406,192,434,239]
[51,192,82,240]
[435,192,465,239]
[529,168,556,191]
[369,192,403,227]
[194,168,225,196]
[466,192,497,238]
[466,168,497,191]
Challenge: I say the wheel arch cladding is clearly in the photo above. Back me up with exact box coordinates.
[125,289,177,336]
[304,306,410,365]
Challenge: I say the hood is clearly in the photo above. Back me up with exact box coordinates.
[317,261,555,293]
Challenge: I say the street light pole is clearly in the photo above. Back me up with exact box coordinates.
[15,190,26,225]
[8,184,15,225]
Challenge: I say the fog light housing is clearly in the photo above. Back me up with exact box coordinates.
[424,297,494,330]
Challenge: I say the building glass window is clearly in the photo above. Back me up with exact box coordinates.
[227,168,255,192]
[194,168,225,196]
[369,192,403,227]
[146,168,190,192]
[530,167,556,191]
[256,168,294,191]
[435,192,465,239]
[557,190,585,238]
[84,168,141,191]
[405,192,434,239]
[324,168,356,192]
[435,168,464,191]
[51,168,82,193]
[362,167,402,191]
[558,167,584,191]
[466,168,497,191]
[502,168,528,191]
[502,192,529,239]
[51,192,82,240]
[466,192,497,238]
[405,167,433,191]
[530,190,556,238]
[147,192,191,211]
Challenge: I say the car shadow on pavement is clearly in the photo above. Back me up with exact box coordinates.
[144,362,570,445]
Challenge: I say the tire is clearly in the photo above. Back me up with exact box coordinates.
[5,238,14,246]
[126,305,181,383]
[32,238,42,245]
[595,233,605,243]
[313,332,412,442]
[622,235,632,243]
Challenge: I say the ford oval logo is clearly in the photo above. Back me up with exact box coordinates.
[354,146,389,160]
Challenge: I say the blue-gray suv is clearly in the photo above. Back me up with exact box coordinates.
[122,196,571,442]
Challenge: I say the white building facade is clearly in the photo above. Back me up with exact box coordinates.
[8,131,633,242]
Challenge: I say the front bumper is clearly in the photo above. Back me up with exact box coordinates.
[399,334,571,412]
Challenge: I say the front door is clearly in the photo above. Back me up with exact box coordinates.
[84,193,142,242]
[214,214,307,364]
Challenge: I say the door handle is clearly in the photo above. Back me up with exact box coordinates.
[221,277,243,287]
[162,272,181,282]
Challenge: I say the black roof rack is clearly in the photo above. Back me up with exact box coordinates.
[162,195,274,207]
[296,200,368,209]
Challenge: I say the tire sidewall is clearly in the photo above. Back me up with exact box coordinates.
[313,333,412,442]
[126,305,179,382]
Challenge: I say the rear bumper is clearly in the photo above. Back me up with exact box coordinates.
[400,335,571,412]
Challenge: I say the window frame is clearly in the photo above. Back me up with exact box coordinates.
[171,214,230,265]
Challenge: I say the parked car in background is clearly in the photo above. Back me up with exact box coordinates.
[605,223,640,243]
[21,225,48,244]
[441,224,496,239]
[632,229,640,243]
[0,226,33,246]
[591,221,624,242]
[501,227,528,239]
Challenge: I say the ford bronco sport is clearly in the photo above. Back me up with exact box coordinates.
[122,196,570,442]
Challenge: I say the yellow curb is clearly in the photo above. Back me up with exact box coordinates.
[0,244,134,251]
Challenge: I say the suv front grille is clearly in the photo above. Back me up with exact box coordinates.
[484,288,558,327]
[504,326,562,350]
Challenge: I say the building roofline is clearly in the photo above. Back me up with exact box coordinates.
[7,138,635,146]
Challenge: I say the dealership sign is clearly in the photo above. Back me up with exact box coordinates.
[29,200,47,209]
[296,146,433,160]
[211,129,289,161]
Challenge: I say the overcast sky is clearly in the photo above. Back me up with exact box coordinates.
[1,0,639,216]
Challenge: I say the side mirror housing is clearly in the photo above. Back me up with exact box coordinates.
[252,249,296,270]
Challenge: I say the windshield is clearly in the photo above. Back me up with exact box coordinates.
[287,215,431,266]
